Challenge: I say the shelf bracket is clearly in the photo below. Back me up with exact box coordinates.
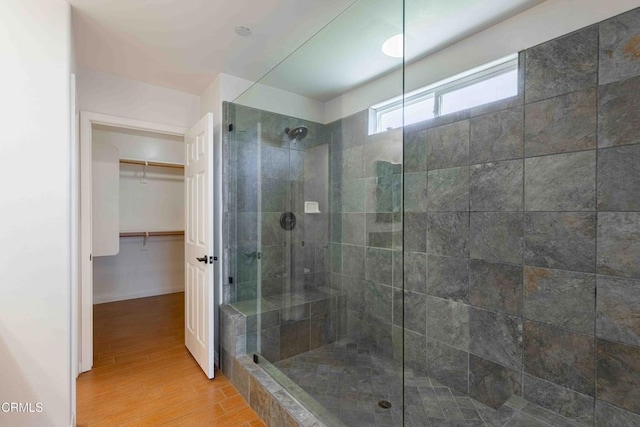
[141,161,148,184]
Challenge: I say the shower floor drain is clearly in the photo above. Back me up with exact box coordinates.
[378,400,392,409]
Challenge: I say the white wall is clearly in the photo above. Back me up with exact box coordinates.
[325,0,640,122]
[77,68,200,129]
[92,128,185,303]
[0,0,72,425]
[201,73,325,123]
[93,236,185,303]
[232,80,326,124]
[200,75,224,119]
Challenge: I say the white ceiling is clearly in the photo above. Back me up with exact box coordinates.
[71,0,545,100]
[70,0,356,95]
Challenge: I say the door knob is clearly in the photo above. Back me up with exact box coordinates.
[196,255,208,264]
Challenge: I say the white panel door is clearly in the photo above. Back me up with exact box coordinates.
[185,113,215,379]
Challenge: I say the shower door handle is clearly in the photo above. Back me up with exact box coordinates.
[196,255,209,264]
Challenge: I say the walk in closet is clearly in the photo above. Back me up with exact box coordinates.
[92,124,185,303]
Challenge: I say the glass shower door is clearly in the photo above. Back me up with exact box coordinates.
[229,0,406,424]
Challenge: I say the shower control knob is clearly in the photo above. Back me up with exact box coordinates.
[196,255,209,264]
[280,212,297,230]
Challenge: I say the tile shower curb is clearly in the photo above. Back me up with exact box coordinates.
[235,355,328,426]
[220,304,331,426]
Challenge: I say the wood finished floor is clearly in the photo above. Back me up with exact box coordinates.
[77,292,264,427]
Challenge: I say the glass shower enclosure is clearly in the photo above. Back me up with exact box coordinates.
[222,1,640,426]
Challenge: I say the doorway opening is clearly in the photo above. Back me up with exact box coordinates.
[78,112,219,383]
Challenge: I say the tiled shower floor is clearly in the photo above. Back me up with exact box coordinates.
[272,339,584,427]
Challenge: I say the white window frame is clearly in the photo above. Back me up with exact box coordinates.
[371,54,519,133]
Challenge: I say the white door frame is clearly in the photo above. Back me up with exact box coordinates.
[70,73,77,425]
[78,111,187,373]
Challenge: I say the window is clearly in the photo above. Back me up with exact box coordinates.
[371,54,518,133]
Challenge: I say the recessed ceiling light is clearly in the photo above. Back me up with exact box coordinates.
[235,26,252,36]
[382,33,403,58]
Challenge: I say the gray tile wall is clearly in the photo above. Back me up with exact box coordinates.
[325,112,403,357]
[399,8,640,424]
[223,103,346,365]
[224,103,331,304]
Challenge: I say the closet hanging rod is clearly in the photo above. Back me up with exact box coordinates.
[119,231,185,238]
[119,158,184,169]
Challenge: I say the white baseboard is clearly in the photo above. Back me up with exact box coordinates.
[79,359,92,373]
[93,285,184,304]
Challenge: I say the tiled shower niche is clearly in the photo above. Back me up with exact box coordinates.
[219,7,640,426]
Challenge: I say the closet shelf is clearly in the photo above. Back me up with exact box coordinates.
[120,231,185,238]
[120,158,184,170]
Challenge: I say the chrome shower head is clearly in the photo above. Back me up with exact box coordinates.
[284,126,308,141]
